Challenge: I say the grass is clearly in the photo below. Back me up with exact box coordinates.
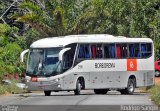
[0,80,25,95]
[148,85,160,106]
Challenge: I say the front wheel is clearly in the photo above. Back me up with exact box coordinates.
[120,89,127,95]
[74,80,81,95]
[44,91,51,96]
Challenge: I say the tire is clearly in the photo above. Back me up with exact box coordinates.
[120,89,127,95]
[94,89,109,94]
[74,80,81,95]
[94,89,101,94]
[44,91,51,96]
[155,71,160,77]
[125,78,136,95]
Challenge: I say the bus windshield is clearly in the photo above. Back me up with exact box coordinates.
[26,48,62,76]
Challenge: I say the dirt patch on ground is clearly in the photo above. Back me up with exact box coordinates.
[155,77,160,86]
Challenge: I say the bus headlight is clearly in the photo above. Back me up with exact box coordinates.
[26,79,30,83]
[58,84,61,88]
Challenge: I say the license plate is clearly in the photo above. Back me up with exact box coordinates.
[40,81,50,85]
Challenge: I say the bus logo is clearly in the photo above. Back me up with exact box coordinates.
[127,59,137,71]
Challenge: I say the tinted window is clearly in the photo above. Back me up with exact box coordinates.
[104,44,115,58]
[129,44,140,58]
[141,43,152,58]
[116,44,128,58]
[78,44,90,59]
[91,44,103,58]
[63,44,77,71]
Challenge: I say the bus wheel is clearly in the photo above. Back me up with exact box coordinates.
[74,80,81,95]
[94,89,101,94]
[125,78,136,94]
[94,89,108,94]
[120,89,127,95]
[44,91,51,96]
[155,71,160,77]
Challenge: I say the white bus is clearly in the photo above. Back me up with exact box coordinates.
[21,34,154,96]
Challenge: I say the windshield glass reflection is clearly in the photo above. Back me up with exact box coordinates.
[26,48,62,76]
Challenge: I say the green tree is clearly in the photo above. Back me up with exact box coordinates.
[0,24,19,46]
[15,0,160,58]
[16,0,91,37]
[0,24,23,78]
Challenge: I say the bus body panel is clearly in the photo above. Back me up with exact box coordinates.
[26,56,154,91]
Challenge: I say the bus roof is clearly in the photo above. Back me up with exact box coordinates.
[30,34,153,48]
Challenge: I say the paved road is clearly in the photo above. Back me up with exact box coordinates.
[0,90,159,111]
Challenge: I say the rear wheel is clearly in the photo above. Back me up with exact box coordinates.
[155,71,160,77]
[120,78,136,95]
[126,78,136,94]
[121,78,136,95]
[94,89,109,94]
[74,80,81,95]
[44,91,51,96]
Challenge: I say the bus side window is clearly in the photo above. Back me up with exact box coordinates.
[129,44,140,58]
[78,46,84,58]
[63,44,76,71]
[121,44,128,58]
[104,44,115,58]
[91,44,103,58]
[110,44,115,58]
[78,44,90,59]
[63,52,70,70]
[116,44,128,58]
[96,44,103,58]
[91,45,97,58]
[116,44,121,58]
[135,44,140,57]
[104,45,109,58]
[141,43,152,58]
[85,45,90,58]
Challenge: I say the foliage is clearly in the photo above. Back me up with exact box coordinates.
[0,24,39,79]
[149,85,160,106]
[0,24,19,46]
[0,80,24,95]
[22,28,40,48]
[16,0,91,37]
[0,0,13,16]
[16,0,160,57]
[0,24,23,79]
[0,43,22,78]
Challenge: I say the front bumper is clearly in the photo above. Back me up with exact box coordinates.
[25,81,62,91]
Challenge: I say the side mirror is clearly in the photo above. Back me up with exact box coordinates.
[20,49,29,62]
[59,48,71,61]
